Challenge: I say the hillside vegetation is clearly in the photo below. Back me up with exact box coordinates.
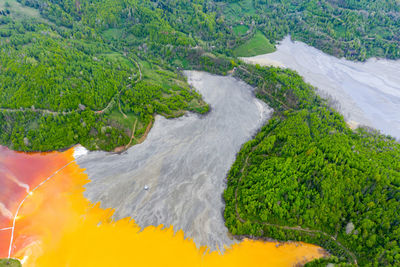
[222,0,400,60]
[233,31,275,57]
[0,0,216,151]
[225,65,400,266]
[1,0,399,151]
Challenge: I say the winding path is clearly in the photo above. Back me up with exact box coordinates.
[0,54,142,117]
[125,119,138,149]
[0,108,67,115]
[236,66,291,110]
[96,54,142,115]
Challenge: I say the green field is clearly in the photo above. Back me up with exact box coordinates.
[1,0,51,24]
[233,31,276,57]
[233,25,249,36]
[102,28,124,41]
[108,110,139,130]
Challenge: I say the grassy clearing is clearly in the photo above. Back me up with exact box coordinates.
[140,60,182,88]
[102,28,124,41]
[99,52,135,69]
[233,31,276,57]
[233,25,249,36]
[108,110,139,130]
[1,0,51,24]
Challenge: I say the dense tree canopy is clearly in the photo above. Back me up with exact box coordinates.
[222,0,400,60]
[0,0,213,151]
[225,65,400,266]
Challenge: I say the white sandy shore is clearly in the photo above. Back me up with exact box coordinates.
[73,145,88,159]
[242,36,400,140]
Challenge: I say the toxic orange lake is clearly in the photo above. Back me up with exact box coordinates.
[0,146,326,266]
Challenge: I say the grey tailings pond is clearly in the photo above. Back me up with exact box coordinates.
[242,36,400,140]
[77,71,272,251]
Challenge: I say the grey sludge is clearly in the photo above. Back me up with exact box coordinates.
[77,71,272,251]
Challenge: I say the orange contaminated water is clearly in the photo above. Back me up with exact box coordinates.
[0,146,326,266]
[0,147,73,258]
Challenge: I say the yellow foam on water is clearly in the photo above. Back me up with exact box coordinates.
[12,148,325,267]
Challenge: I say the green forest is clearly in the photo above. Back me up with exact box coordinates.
[225,65,400,266]
[1,0,399,151]
[0,0,216,151]
[223,0,400,60]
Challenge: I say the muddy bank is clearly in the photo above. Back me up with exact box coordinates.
[77,71,272,251]
[242,36,400,139]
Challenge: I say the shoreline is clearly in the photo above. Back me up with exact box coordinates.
[242,36,400,140]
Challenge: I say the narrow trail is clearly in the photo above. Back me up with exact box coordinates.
[125,119,138,149]
[95,55,142,115]
[1,55,144,152]
[0,108,69,116]
[137,120,153,144]
[7,151,84,259]
[0,227,12,231]
[132,56,143,82]
[118,97,128,119]
[232,126,358,265]
[2,54,146,154]
[96,98,115,114]
[237,66,290,110]
[0,55,142,117]
[118,57,143,150]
